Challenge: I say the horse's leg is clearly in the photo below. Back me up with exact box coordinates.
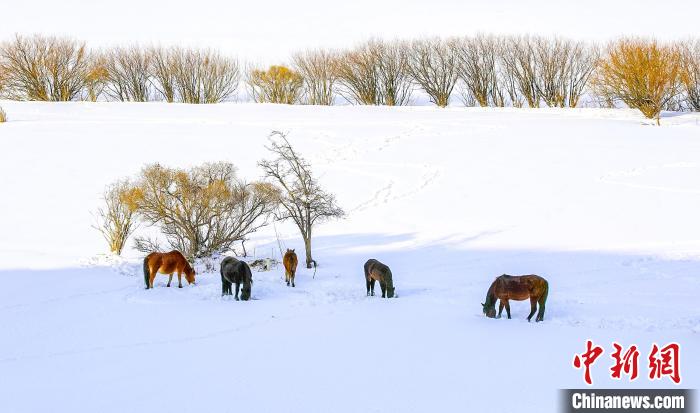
[380,281,387,298]
[285,270,290,286]
[536,296,546,322]
[149,271,156,289]
[370,279,376,296]
[497,301,504,319]
[504,299,511,319]
[366,278,371,296]
[291,273,295,288]
[527,296,537,322]
[178,271,183,288]
[235,283,240,301]
[167,274,172,287]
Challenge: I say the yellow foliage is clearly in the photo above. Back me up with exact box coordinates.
[247,65,303,104]
[594,38,681,123]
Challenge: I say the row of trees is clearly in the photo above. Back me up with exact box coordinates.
[94,132,343,267]
[2,34,700,120]
[0,35,240,103]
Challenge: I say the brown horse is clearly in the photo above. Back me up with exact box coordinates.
[283,249,298,287]
[143,250,196,289]
[482,274,548,322]
[364,259,395,298]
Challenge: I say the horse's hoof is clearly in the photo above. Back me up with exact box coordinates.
[178,286,182,288]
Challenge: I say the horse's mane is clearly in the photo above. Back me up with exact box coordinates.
[484,279,497,308]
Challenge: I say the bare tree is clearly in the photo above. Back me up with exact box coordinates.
[93,180,139,255]
[531,36,572,107]
[293,49,337,105]
[133,162,278,258]
[594,38,682,124]
[680,39,700,111]
[456,35,500,107]
[334,44,380,105]
[149,47,176,102]
[102,46,152,102]
[0,34,89,101]
[500,36,540,108]
[259,131,344,268]
[373,39,413,106]
[566,42,599,108]
[406,38,460,107]
[169,48,240,104]
[0,106,6,123]
[246,65,304,104]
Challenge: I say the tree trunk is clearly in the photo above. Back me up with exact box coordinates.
[304,236,313,269]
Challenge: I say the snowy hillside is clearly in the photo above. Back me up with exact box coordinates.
[0,101,699,412]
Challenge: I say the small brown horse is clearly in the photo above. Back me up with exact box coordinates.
[283,249,298,287]
[482,274,548,322]
[143,250,195,289]
[364,259,395,298]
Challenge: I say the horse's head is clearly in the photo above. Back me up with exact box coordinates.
[286,248,295,254]
[185,266,196,285]
[482,302,496,318]
[240,282,252,301]
[386,286,395,298]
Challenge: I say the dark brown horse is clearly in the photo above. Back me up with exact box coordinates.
[364,259,395,298]
[143,250,196,289]
[220,257,253,301]
[482,274,548,322]
[283,249,298,287]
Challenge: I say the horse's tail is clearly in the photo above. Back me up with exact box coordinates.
[143,256,150,289]
[541,279,549,303]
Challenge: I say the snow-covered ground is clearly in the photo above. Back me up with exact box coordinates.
[0,101,699,412]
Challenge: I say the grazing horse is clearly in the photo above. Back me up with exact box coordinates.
[143,250,195,289]
[283,249,298,287]
[220,257,253,301]
[364,259,395,298]
[482,274,549,322]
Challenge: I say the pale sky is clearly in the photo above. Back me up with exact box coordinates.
[2,0,698,62]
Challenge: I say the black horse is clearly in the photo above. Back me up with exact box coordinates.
[220,257,253,301]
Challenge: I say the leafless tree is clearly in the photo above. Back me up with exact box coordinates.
[149,47,177,102]
[0,106,6,123]
[334,43,380,105]
[406,38,460,107]
[566,42,599,108]
[680,39,700,111]
[169,48,240,104]
[0,34,89,101]
[500,36,540,108]
[133,162,278,258]
[246,65,304,104]
[93,180,139,255]
[102,46,153,102]
[292,49,337,105]
[259,131,344,268]
[456,35,501,107]
[374,39,413,106]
